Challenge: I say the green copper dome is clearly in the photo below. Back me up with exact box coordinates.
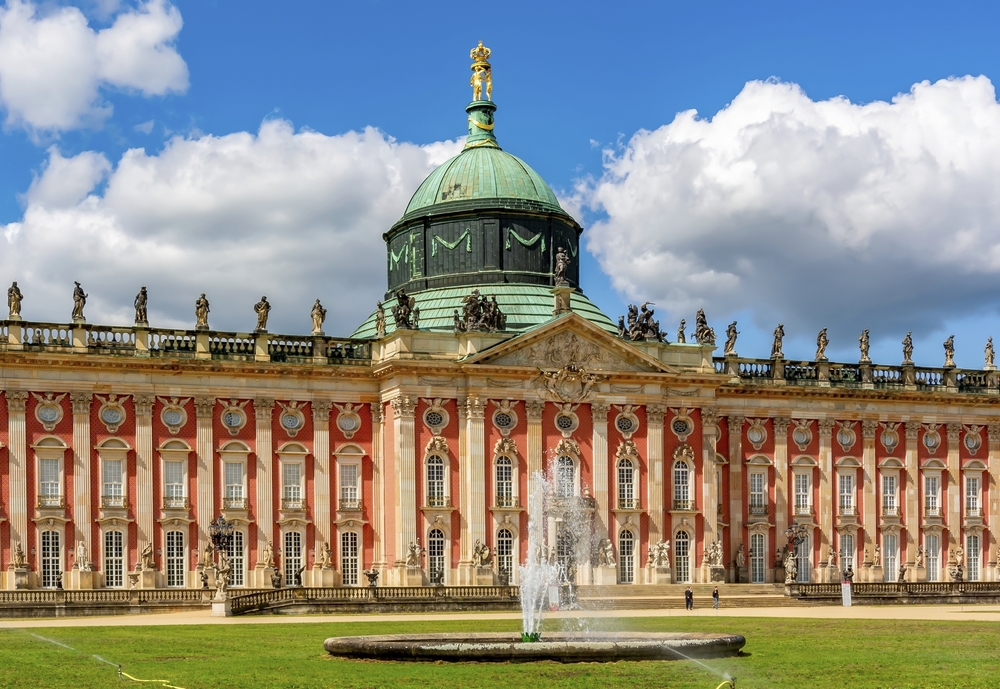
[403,145,565,217]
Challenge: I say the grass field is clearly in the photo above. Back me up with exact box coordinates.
[1,615,997,688]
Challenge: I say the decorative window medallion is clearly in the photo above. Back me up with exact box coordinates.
[614,404,640,440]
[96,394,128,433]
[837,422,857,452]
[792,420,813,451]
[157,397,190,435]
[880,424,899,453]
[964,425,983,454]
[923,425,941,453]
[553,403,579,438]
[31,392,66,432]
[219,400,249,436]
[333,402,362,439]
[277,401,306,438]
[421,398,450,435]
[669,407,693,442]
[746,418,768,451]
[490,399,518,438]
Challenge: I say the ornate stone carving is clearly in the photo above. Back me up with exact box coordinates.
[11,542,27,569]
[988,424,1000,444]
[391,289,418,330]
[390,396,416,418]
[453,289,506,333]
[943,335,956,368]
[615,439,640,462]
[648,539,670,567]
[406,541,424,568]
[156,397,190,434]
[673,443,695,462]
[554,438,581,457]
[963,425,983,454]
[425,436,449,455]
[646,404,666,425]
[71,281,87,322]
[31,392,66,431]
[987,337,995,369]
[254,398,275,421]
[494,437,518,457]
[133,395,155,418]
[312,400,333,422]
[724,321,738,356]
[791,418,812,450]
[471,539,492,567]
[95,394,128,433]
[694,309,715,345]
[946,423,961,442]
[486,378,522,388]
[374,300,386,338]
[859,329,871,363]
[553,246,570,286]
[617,302,667,342]
[815,328,829,362]
[770,324,785,359]
[133,287,148,326]
[461,397,485,419]
[773,416,791,435]
[219,399,250,435]
[7,281,22,318]
[818,419,836,435]
[861,419,878,439]
[880,422,900,453]
[276,400,306,437]
[371,403,384,425]
[727,415,746,435]
[676,319,686,344]
[195,294,210,330]
[311,299,327,336]
[491,330,649,372]
[332,402,361,438]
[525,399,545,421]
[746,418,768,450]
[591,402,610,423]
[902,332,914,364]
[536,365,605,403]
[70,391,92,416]
[193,397,215,419]
[905,422,921,441]
[489,399,518,437]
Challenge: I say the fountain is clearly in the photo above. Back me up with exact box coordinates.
[324,471,746,663]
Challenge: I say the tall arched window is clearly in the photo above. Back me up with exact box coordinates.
[555,456,575,498]
[617,458,635,509]
[750,532,766,583]
[674,531,690,583]
[618,529,635,584]
[796,533,810,583]
[840,533,855,573]
[284,531,303,585]
[496,528,514,580]
[227,530,245,588]
[426,455,446,507]
[967,534,981,582]
[40,530,61,589]
[166,530,185,588]
[104,530,124,588]
[341,531,359,586]
[556,528,575,582]
[495,456,514,507]
[925,534,940,582]
[673,460,691,510]
[428,529,446,585]
[882,533,897,583]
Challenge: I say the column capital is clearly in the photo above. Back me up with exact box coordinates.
[988,424,1000,443]
[773,416,791,435]
[134,394,155,418]
[861,419,879,439]
[727,415,745,432]
[905,422,921,440]
[591,402,610,423]
[70,392,92,415]
[390,395,416,418]
[946,423,962,442]
[193,397,215,419]
[312,400,333,422]
[371,402,384,425]
[254,398,275,421]
[646,404,666,425]
[700,406,718,429]
[460,397,485,419]
[5,390,28,413]
[525,399,545,421]
[818,419,836,434]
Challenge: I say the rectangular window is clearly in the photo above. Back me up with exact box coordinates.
[926,534,940,582]
[283,531,303,585]
[102,459,124,508]
[883,534,898,582]
[340,464,359,509]
[749,473,766,515]
[39,458,60,506]
[282,462,302,508]
[341,531,359,586]
[840,533,855,573]
[164,460,185,508]
[967,534,981,582]
[924,475,940,515]
[41,530,61,588]
[227,530,245,588]
[794,473,810,514]
[104,530,124,588]
[838,474,854,514]
[224,461,244,508]
[166,530,185,587]
[882,475,897,515]
[966,476,980,515]
[750,533,766,583]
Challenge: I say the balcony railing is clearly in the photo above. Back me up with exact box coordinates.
[839,504,857,516]
[494,495,519,508]
[162,496,189,509]
[100,494,127,509]
[966,507,983,518]
[425,496,450,508]
[925,505,941,517]
[672,499,695,511]
[794,504,812,516]
[281,498,305,511]
[37,494,65,508]
[338,498,363,511]
[882,505,899,517]
[223,497,248,510]
[617,497,639,510]
[749,503,768,516]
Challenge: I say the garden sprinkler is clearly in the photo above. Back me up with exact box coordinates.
[714,679,736,689]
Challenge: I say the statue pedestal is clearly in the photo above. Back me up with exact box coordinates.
[211,598,232,617]
[474,566,495,586]
[646,565,672,585]
[593,565,618,585]
[737,566,749,584]
[404,566,425,587]
[551,286,573,315]
[68,568,95,590]
[869,565,884,583]
[709,565,726,583]
[312,567,338,587]
[137,568,158,589]
[12,567,29,590]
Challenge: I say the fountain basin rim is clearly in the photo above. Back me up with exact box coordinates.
[323,631,745,663]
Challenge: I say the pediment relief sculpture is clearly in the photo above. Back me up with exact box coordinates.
[536,365,606,403]
[485,329,652,373]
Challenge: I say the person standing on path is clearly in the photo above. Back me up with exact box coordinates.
[712,586,720,609]
[685,586,694,610]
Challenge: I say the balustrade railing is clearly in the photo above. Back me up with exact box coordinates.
[209,333,254,356]
[338,498,363,511]
[23,324,72,348]
[37,495,65,508]
[281,498,305,511]
[749,504,768,516]
[100,494,127,509]
[494,495,518,508]
[223,497,249,510]
[268,336,313,360]
[163,496,190,509]
[148,329,196,354]
[617,497,639,510]
[88,326,136,350]
[672,499,695,511]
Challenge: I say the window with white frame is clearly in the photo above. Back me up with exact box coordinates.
[224,461,245,509]
[426,455,446,506]
[618,529,635,584]
[883,533,897,582]
[966,476,981,515]
[924,475,940,516]
[967,533,981,581]
[341,531,359,586]
[102,459,125,508]
[495,456,514,507]
[497,528,514,579]
[340,463,360,510]
[40,530,61,588]
[618,458,636,509]
[840,533,855,573]
[228,530,245,588]
[282,461,303,510]
[555,456,575,498]
[796,533,811,583]
[104,530,124,588]
[428,528,446,584]
[750,532,766,583]
[674,460,692,509]
[164,460,185,508]
[39,458,61,507]
[925,534,940,582]
[794,473,810,515]
[283,531,303,584]
[555,528,575,583]
[674,531,690,583]
[749,472,766,515]
[838,473,855,514]
[166,530,185,587]
[882,475,897,516]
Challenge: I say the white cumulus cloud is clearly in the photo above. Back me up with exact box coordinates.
[580,75,1000,341]
[1,120,463,334]
[0,0,187,133]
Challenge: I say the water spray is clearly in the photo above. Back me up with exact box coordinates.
[117,664,188,688]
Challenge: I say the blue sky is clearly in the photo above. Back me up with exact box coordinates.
[3,0,1000,368]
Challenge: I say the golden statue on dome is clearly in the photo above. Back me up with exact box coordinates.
[470,40,492,101]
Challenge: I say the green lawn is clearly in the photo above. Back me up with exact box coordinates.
[0,615,996,688]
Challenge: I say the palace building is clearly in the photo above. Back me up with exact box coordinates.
[1,44,999,594]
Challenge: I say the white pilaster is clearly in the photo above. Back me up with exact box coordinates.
[645,405,665,544]
[525,400,544,503]
[193,398,215,564]
[947,423,962,554]
[134,395,155,560]
[254,399,275,565]
[905,423,921,568]
[6,392,28,560]
[70,393,93,561]
[465,397,486,560]
[861,420,878,558]
[390,396,416,564]
[311,400,333,563]
[773,417,790,546]
[818,420,835,562]
[727,416,745,564]
[701,407,719,547]
[591,402,610,540]
[371,404,386,569]
[988,424,1000,581]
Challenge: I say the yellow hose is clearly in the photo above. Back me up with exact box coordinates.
[117,665,187,689]
[714,681,736,689]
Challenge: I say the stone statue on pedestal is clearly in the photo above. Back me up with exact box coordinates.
[771,324,784,359]
[318,542,333,569]
[7,281,22,318]
[262,540,275,568]
[986,338,995,368]
[694,309,715,346]
[553,247,570,286]
[859,329,871,363]
[141,542,154,570]
[195,294,210,329]
[943,334,956,368]
[311,299,327,335]
[472,539,492,567]
[254,296,271,332]
[873,544,881,568]
[597,538,616,567]
[71,281,87,321]
[724,322,738,356]
[406,541,423,568]
[736,543,746,568]
[902,331,914,364]
[915,545,924,568]
[374,301,386,337]
[12,542,27,568]
[815,328,829,361]
[676,319,686,343]
[134,287,148,325]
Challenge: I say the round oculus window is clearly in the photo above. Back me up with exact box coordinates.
[223,411,243,428]
[494,412,514,429]
[793,428,810,445]
[672,419,691,435]
[281,413,301,430]
[163,409,183,426]
[616,416,636,434]
[924,433,939,450]
[837,430,854,447]
[555,414,575,430]
[38,405,59,423]
[882,432,898,450]
[338,414,358,432]
[965,433,981,451]
[101,407,122,424]
[747,427,766,444]
[425,411,444,427]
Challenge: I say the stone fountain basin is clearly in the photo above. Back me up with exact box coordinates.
[323,631,745,663]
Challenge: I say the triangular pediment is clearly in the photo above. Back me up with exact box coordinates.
[464,313,676,374]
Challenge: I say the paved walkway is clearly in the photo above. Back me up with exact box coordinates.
[4,604,1000,628]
